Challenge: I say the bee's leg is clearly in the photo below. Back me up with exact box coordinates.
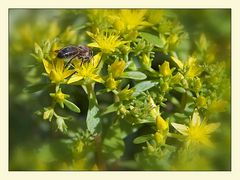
[95,57,102,68]
[65,54,78,68]
[80,60,83,66]
[91,57,95,66]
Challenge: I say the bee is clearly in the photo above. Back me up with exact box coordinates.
[56,45,93,67]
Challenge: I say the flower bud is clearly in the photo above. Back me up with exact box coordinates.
[108,60,126,78]
[125,31,138,40]
[43,107,54,121]
[156,115,168,132]
[118,104,129,116]
[155,131,164,145]
[75,141,84,153]
[118,86,134,101]
[142,54,151,68]
[182,79,189,89]
[105,75,118,91]
[160,61,171,77]
[196,96,207,108]
[146,142,155,153]
[121,45,131,55]
[148,96,158,116]
[193,77,202,93]
[172,72,184,84]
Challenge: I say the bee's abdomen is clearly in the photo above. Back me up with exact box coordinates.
[57,46,78,58]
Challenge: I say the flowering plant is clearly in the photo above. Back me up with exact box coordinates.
[10,9,230,170]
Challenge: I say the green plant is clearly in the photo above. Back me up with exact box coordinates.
[11,9,230,170]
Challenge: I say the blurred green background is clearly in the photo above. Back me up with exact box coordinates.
[9,9,231,170]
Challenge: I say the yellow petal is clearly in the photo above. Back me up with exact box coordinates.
[42,59,52,74]
[63,70,75,79]
[67,74,83,84]
[56,59,64,73]
[171,56,184,70]
[86,31,94,38]
[87,42,99,48]
[92,52,102,68]
[171,122,189,136]
[203,123,220,134]
[191,110,201,127]
[199,135,214,148]
[91,74,104,83]
[50,70,63,83]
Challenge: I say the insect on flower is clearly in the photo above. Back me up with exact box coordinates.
[56,45,93,67]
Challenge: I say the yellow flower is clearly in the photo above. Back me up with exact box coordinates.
[186,57,203,78]
[87,29,127,54]
[171,109,220,148]
[147,10,165,24]
[108,59,126,78]
[113,10,150,32]
[42,59,74,84]
[50,88,70,108]
[67,53,104,84]
[159,61,172,77]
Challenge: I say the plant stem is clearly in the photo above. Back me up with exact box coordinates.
[94,134,106,170]
[85,82,106,170]
[86,83,98,104]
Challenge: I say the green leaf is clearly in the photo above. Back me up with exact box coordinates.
[173,113,188,119]
[87,104,101,134]
[24,83,50,93]
[140,32,165,48]
[174,87,186,93]
[133,134,153,144]
[63,99,80,113]
[186,90,193,97]
[86,94,101,134]
[133,81,158,96]
[169,96,181,108]
[42,40,51,54]
[121,71,147,80]
[34,42,44,59]
[101,102,120,116]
